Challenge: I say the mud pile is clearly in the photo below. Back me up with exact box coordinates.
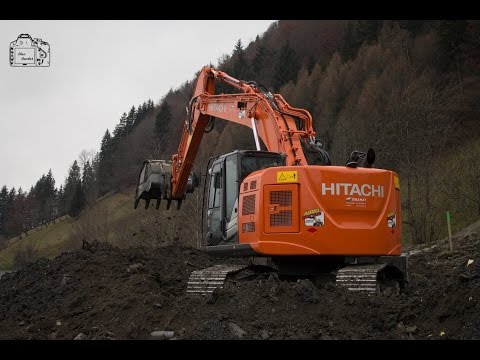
[0,233,479,340]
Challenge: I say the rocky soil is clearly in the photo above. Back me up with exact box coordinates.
[0,231,479,340]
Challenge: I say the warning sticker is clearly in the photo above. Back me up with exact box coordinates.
[276,171,297,183]
[394,176,400,190]
[303,208,324,227]
[387,212,396,228]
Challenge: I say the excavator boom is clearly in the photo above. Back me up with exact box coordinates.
[143,67,326,204]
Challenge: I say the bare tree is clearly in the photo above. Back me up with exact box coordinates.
[78,149,97,168]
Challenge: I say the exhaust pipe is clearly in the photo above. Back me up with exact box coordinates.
[360,148,375,168]
[346,148,376,168]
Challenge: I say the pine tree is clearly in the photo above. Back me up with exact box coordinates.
[437,20,468,72]
[64,161,83,217]
[82,160,96,206]
[273,41,300,91]
[0,186,8,235]
[357,20,383,45]
[30,170,57,226]
[69,182,85,217]
[4,187,16,236]
[56,185,65,217]
[6,187,28,236]
[125,106,136,134]
[45,169,57,221]
[100,129,112,155]
[135,102,146,126]
[114,113,128,138]
[233,39,243,54]
[341,20,383,61]
[232,39,248,79]
[252,44,267,76]
[155,101,172,137]
[341,21,360,61]
[396,20,428,36]
[98,129,114,196]
[22,189,34,233]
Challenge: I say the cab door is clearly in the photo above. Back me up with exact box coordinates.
[223,155,239,243]
[205,154,240,246]
[206,162,222,245]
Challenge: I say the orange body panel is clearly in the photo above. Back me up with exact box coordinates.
[238,166,402,256]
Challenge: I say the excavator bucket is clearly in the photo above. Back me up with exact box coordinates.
[134,160,172,209]
[134,160,199,210]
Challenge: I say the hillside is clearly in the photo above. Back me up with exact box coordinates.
[0,186,202,270]
[2,20,479,248]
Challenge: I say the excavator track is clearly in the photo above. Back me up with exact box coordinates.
[335,264,387,292]
[186,264,247,295]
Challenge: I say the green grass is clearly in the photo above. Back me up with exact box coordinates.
[0,191,134,270]
[0,217,75,270]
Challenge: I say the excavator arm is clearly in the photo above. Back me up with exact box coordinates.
[135,66,329,209]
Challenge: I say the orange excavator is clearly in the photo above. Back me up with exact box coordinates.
[135,66,408,294]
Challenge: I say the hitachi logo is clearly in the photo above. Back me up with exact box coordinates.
[322,183,384,197]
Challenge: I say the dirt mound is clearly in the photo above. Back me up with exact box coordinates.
[0,234,479,340]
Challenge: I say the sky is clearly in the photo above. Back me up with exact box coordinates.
[0,20,274,191]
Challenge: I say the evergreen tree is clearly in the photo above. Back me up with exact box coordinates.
[100,129,113,158]
[155,101,172,137]
[4,187,16,236]
[233,39,243,54]
[252,44,267,76]
[357,20,383,45]
[56,185,66,218]
[342,20,383,61]
[69,182,85,217]
[82,160,96,206]
[396,20,428,36]
[437,20,468,72]
[31,170,57,226]
[22,188,34,233]
[273,41,300,91]
[7,187,27,236]
[45,169,57,221]
[341,20,358,61]
[232,39,248,79]
[0,185,8,235]
[64,161,83,217]
[125,106,136,134]
[135,103,146,126]
[114,113,128,138]
[98,129,114,196]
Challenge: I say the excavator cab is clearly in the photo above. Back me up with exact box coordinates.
[204,150,285,247]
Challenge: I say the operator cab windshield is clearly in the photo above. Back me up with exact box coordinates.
[240,153,285,182]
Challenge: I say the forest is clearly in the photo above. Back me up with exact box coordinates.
[1,20,479,247]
